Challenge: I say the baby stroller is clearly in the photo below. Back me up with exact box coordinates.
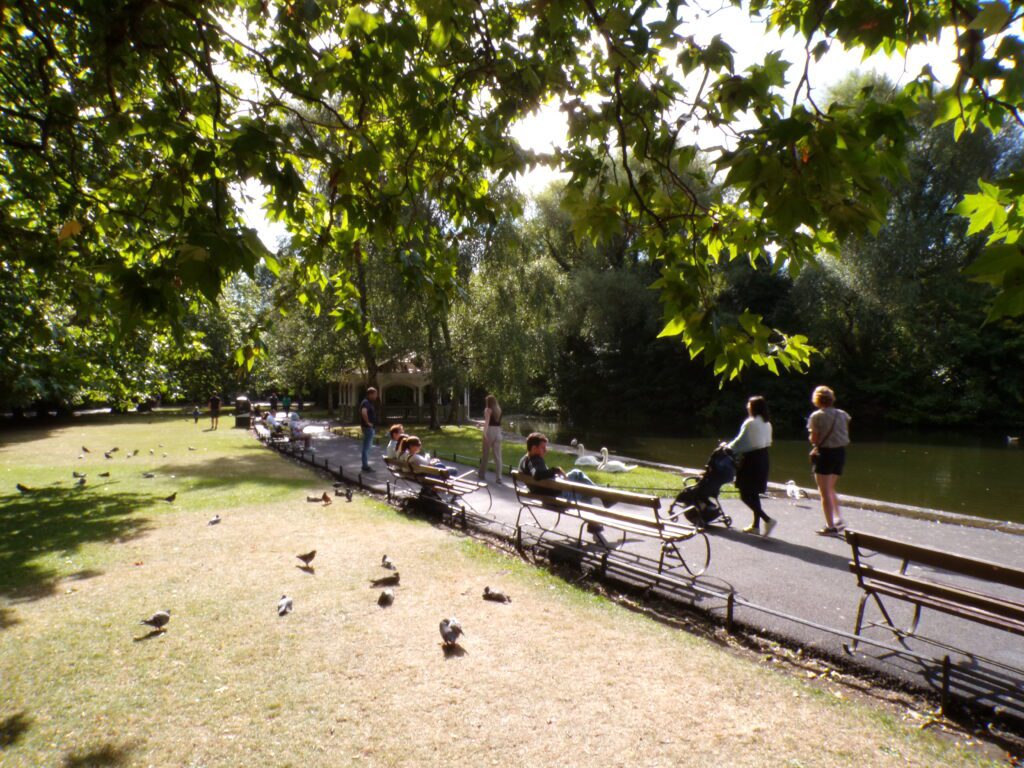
[667,445,736,529]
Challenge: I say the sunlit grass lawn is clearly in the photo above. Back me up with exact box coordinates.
[0,415,998,767]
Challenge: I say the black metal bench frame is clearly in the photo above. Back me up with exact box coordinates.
[844,529,1024,653]
[511,470,710,576]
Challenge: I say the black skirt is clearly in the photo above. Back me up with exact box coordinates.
[735,447,770,494]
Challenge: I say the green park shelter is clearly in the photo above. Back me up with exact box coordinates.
[337,355,470,425]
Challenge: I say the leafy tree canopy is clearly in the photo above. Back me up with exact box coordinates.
[2,0,1022,385]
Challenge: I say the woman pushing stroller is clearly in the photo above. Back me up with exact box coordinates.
[727,396,775,537]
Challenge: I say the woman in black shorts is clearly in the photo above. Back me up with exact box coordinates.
[807,386,851,536]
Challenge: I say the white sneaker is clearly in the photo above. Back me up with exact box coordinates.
[763,519,777,538]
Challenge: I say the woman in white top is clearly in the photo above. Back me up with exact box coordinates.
[727,395,774,536]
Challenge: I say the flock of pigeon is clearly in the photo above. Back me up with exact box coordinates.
[18,440,514,651]
[154,466,511,651]
[141,501,512,649]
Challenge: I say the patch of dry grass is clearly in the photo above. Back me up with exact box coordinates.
[0,418,1003,767]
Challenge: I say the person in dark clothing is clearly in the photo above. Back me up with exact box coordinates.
[518,432,612,546]
[209,393,221,430]
[727,395,774,536]
[359,387,378,472]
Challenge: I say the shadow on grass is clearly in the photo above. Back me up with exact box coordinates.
[0,487,154,606]
[158,449,317,493]
[62,742,135,767]
[0,711,32,748]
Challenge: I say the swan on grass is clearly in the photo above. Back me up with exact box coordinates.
[598,447,637,473]
[570,439,602,468]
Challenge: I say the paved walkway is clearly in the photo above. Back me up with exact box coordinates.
[290,428,1024,720]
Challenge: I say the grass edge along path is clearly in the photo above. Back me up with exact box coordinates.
[0,417,1009,767]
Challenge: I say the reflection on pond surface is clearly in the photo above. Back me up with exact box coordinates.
[505,419,1024,525]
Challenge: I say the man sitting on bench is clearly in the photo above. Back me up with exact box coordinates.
[518,432,614,546]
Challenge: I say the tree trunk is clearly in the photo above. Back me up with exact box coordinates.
[352,242,379,394]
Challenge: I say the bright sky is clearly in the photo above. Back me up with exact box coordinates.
[242,5,965,247]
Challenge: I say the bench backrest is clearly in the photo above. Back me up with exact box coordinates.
[845,530,1024,591]
[384,456,451,481]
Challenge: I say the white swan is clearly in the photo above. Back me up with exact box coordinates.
[597,447,637,473]
[572,441,602,468]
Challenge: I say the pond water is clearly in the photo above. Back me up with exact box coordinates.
[505,420,1024,525]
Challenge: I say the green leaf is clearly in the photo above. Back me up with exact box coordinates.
[657,316,686,338]
[968,1,1013,33]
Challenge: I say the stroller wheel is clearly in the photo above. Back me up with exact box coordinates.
[722,515,732,528]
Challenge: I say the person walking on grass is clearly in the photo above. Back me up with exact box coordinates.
[209,393,221,430]
[478,394,504,484]
[360,387,378,472]
[808,385,852,536]
[728,395,775,536]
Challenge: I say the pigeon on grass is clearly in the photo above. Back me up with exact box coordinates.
[140,609,171,631]
[142,472,156,479]
[370,572,400,588]
[76,477,87,488]
[277,595,293,616]
[296,550,316,567]
[15,483,33,494]
[82,446,90,453]
[208,515,221,526]
[98,472,110,478]
[439,617,464,646]
[377,589,395,608]
[483,586,511,604]
[72,471,86,479]
[104,452,113,460]
[381,554,396,571]
[162,492,177,503]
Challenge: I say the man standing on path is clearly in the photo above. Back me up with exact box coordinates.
[360,387,378,472]
[209,393,221,430]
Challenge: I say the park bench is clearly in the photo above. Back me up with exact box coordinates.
[510,470,710,576]
[383,456,491,523]
[844,530,1024,652]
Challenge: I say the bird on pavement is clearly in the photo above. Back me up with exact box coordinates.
[277,595,293,616]
[785,480,807,499]
[208,515,221,526]
[321,491,332,504]
[377,589,395,607]
[345,488,353,502]
[483,586,511,604]
[162,492,177,503]
[439,617,464,646]
[296,550,316,567]
[98,471,110,478]
[370,572,400,588]
[140,609,171,631]
[15,483,32,494]
[381,554,396,571]
[72,471,86,478]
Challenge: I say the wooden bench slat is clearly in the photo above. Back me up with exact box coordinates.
[844,529,1024,651]
[853,564,1024,624]
[846,530,1024,591]
[865,581,1024,636]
